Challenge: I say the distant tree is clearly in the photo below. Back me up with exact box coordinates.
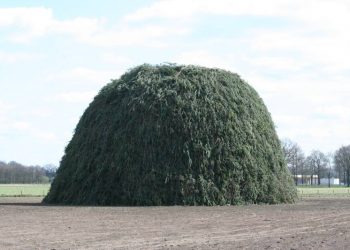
[297,153,306,185]
[305,151,328,185]
[334,145,350,187]
[0,161,56,184]
[43,164,58,182]
[282,139,305,185]
[325,152,334,187]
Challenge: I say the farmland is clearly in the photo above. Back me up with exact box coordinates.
[298,186,350,197]
[0,184,50,197]
[2,183,350,198]
[1,184,350,248]
[0,196,350,249]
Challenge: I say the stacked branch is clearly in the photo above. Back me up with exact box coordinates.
[44,64,296,205]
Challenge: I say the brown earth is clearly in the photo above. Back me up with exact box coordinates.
[0,197,349,249]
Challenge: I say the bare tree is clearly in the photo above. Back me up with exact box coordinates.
[0,161,56,184]
[306,150,328,185]
[325,152,334,187]
[334,145,350,187]
[282,139,305,185]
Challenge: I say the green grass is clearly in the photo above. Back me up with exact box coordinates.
[0,184,50,197]
[2,184,348,199]
[297,186,350,197]
[297,185,347,188]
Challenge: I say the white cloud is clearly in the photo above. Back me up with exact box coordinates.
[245,56,307,72]
[45,67,120,86]
[248,29,350,74]
[81,25,190,47]
[173,50,235,71]
[0,7,52,30]
[0,101,56,144]
[0,7,102,43]
[1,1,350,163]
[33,131,57,141]
[318,105,349,120]
[125,0,350,26]
[0,101,14,131]
[55,91,96,103]
[0,101,12,114]
[242,70,350,154]
[12,122,31,131]
[0,50,41,63]
[0,7,190,46]
[126,0,350,74]
[27,107,53,118]
[99,54,133,65]
[124,0,294,21]
[274,115,305,126]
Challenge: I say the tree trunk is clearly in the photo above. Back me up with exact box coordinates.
[328,171,331,188]
[347,168,350,188]
[301,174,304,185]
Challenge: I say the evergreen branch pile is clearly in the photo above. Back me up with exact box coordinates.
[44,64,296,205]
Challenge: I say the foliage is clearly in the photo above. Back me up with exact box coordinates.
[0,161,56,184]
[44,64,297,205]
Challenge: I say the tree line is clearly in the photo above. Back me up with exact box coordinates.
[282,139,350,186]
[2,140,350,186]
[0,161,57,184]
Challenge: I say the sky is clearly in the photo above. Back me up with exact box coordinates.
[0,0,349,166]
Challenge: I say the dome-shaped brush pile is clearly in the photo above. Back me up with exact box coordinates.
[44,64,296,205]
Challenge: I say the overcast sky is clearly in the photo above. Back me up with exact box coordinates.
[1,0,349,165]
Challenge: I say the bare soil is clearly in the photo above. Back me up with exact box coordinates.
[1,197,350,249]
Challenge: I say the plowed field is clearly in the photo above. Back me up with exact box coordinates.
[0,197,349,249]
